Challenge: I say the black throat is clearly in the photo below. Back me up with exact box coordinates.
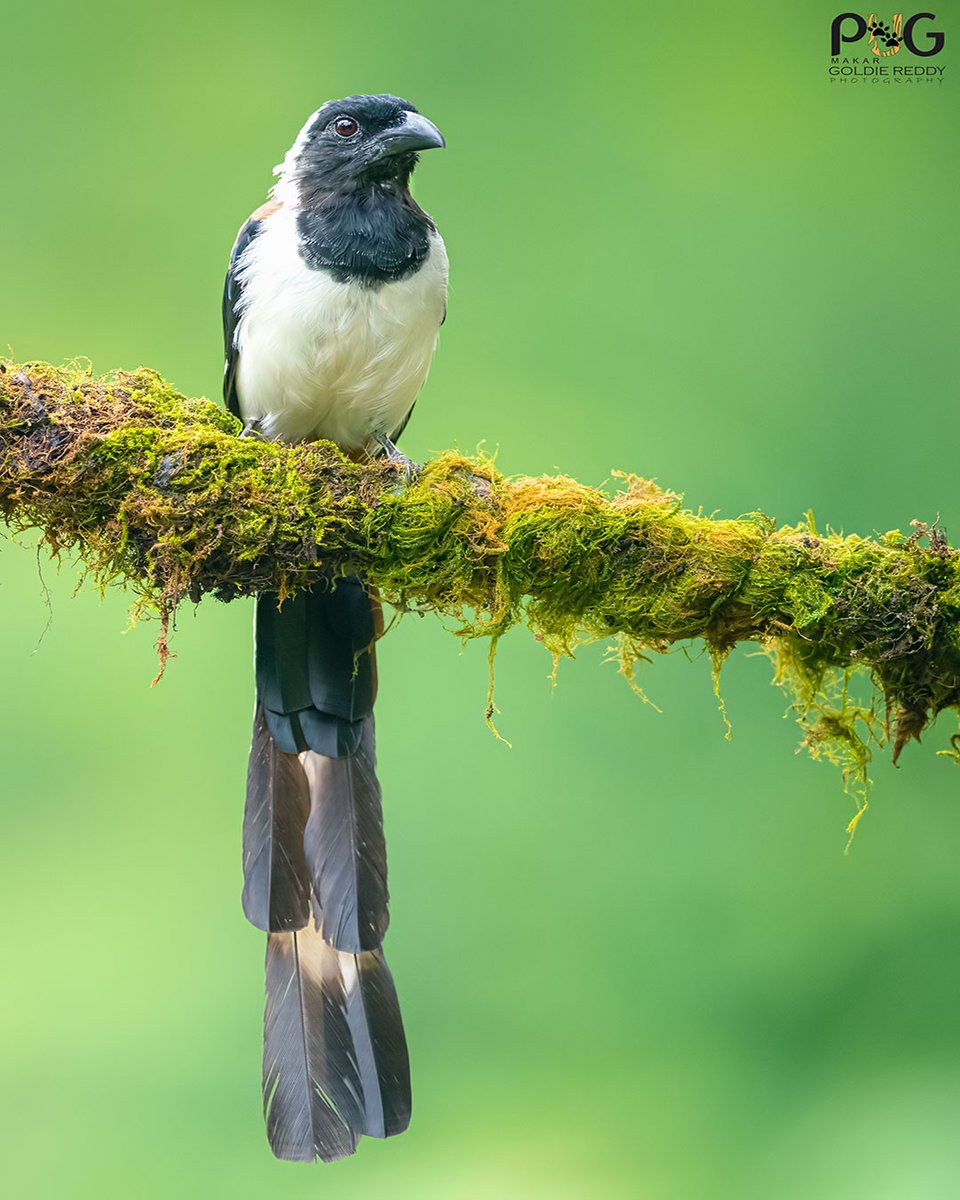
[296,184,434,287]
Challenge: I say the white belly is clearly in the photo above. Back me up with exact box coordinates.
[234,207,448,451]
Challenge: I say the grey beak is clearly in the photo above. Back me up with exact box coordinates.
[378,111,446,156]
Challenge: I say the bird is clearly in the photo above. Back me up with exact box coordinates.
[221,93,447,1162]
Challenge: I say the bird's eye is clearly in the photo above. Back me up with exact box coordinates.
[333,116,359,138]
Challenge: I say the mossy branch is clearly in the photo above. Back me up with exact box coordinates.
[2,359,960,804]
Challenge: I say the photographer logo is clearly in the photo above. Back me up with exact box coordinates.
[829,11,946,82]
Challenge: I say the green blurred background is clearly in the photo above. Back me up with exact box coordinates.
[1,2,958,1197]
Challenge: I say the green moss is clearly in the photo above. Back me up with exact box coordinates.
[2,358,960,814]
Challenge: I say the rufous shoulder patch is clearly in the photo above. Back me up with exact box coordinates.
[251,198,282,221]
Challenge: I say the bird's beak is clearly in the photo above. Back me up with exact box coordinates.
[376,111,446,157]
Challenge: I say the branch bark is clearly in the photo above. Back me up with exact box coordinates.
[2,359,959,783]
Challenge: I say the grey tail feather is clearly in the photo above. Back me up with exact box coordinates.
[241,705,312,933]
[248,577,409,1160]
[263,921,363,1162]
[342,945,412,1138]
[263,917,411,1161]
[302,715,389,954]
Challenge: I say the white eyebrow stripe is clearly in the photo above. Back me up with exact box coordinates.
[271,105,325,203]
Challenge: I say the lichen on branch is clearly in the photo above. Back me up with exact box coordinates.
[2,359,959,808]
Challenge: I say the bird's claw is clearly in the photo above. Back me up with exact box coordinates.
[374,432,420,487]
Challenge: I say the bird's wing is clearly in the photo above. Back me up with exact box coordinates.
[389,402,416,444]
[222,201,281,419]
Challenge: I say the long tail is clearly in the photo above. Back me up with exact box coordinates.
[242,576,410,1162]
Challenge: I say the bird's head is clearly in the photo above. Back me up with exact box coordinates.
[277,94,445,202]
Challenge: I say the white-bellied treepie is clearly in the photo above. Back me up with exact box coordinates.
[222,94,447,1163]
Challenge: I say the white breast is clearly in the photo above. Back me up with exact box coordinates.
[234,206,448,451]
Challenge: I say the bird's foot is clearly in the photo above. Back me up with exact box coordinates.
[239,419,265,440]
[374,432,420,486]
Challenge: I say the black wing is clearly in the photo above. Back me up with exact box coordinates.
[222,216,267,420]
[389,302,445,443]
[390,402,415,444]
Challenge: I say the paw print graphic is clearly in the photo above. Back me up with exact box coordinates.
[867,14,904,56]
[869,20,901,48]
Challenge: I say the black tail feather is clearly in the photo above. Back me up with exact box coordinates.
[263,924,364,1162]
[246,578,408,1161]
[262,920,411,1160]
[302,717,389,954]
[343,947,411,1138]
[255,581,375,756]
[242,706,312,933]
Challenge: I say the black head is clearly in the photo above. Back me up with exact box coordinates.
[286,94,444,198]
